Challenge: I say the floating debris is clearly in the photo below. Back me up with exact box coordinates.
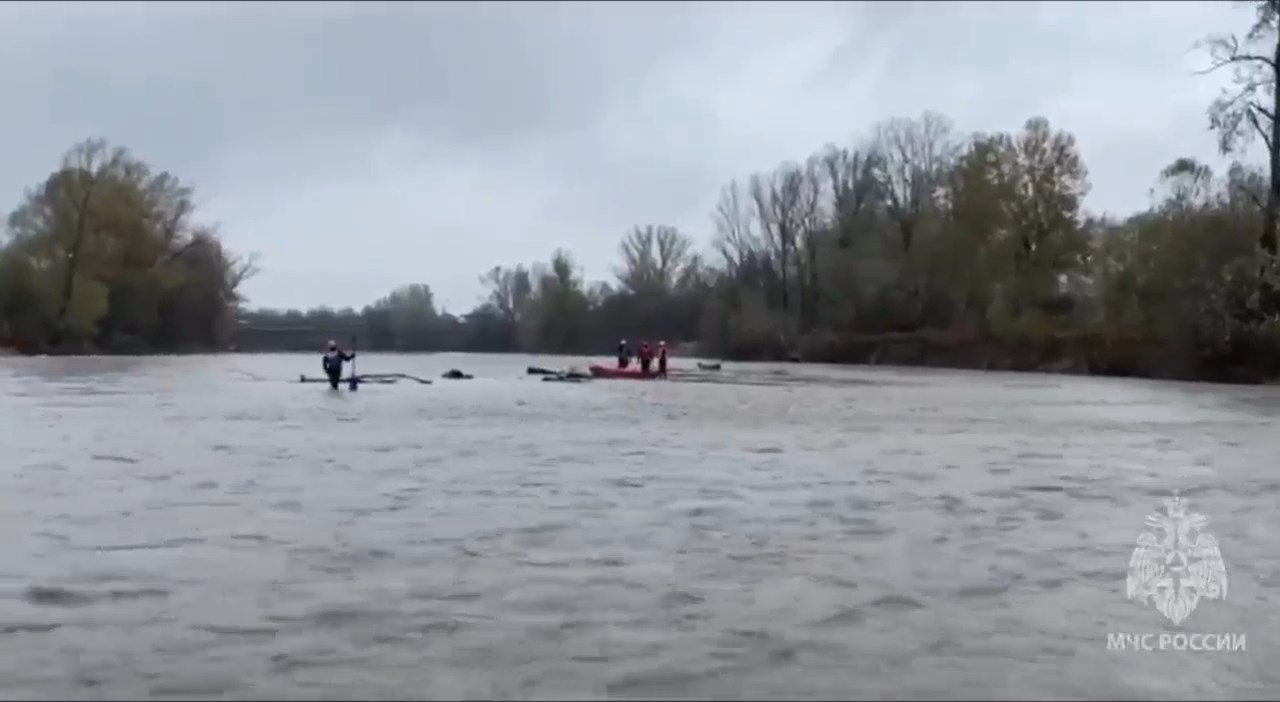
[297,373,432,385]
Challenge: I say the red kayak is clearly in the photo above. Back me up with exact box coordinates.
[588,364,662,380]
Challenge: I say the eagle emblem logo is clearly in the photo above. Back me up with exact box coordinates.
[1126,493,1228,625]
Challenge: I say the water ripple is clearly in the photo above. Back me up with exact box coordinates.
[0,353,1276,698]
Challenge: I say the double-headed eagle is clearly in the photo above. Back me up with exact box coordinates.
[1125,494,1228,625]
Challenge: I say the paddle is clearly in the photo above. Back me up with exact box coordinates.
[347,334,359,391]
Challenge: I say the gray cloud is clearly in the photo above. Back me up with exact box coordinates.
[0,1,1256,312]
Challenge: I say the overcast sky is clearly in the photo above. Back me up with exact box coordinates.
[0,0,1258,313]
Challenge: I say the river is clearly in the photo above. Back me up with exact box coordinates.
[0,352,1277,699]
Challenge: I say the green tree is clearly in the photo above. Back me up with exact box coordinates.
[0,138,255,353]
[988,117,1092,327]
[521,249,591,353]
[368,284,439,350]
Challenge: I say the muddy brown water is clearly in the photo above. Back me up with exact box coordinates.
[1,353,1277,699]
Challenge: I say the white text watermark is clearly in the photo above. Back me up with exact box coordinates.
[1106,632,1246,653]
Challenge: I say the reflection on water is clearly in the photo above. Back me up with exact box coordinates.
[0,353,1278,699]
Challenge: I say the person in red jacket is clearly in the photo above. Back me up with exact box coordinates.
[638,341,653,374]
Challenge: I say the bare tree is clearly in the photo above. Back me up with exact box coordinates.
[480,266,513,319]
[711,179,759,271]
[1152,157,1218,212]
[795,156,829,330]
[227,252,260,299]
[480,265,531,323]
[821,145,882,248]
[870,111,957,256]
[1225,161,1270,215]
[674,252,707,292]
[144,171,199,263]
[749,159,824,319]
[614,224,694,296]
[1199,0,1280,253]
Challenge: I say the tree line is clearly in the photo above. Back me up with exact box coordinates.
[5,4,1280,381]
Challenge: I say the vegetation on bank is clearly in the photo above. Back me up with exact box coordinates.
[0,139,256,355]
[4,4,1280,382]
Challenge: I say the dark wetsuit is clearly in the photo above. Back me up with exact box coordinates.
[657,348,667,377]
[322,350,354,389]
[617,343,630,369]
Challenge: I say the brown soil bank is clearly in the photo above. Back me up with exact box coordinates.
[723,330,1280,385]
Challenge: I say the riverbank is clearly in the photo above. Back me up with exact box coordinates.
[720,329,1280,385]
[7,330,1277,385]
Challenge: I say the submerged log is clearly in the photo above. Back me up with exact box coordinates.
[297,373,431,385]
[298,375,399,385]
[527,366,560,375]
